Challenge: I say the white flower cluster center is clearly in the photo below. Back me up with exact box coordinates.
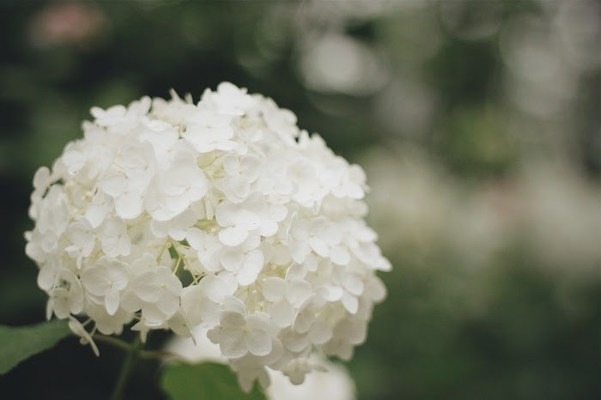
[25,82,390,389]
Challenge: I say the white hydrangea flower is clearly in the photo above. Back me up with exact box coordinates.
[25,82,390,389]
[166,325,356,400]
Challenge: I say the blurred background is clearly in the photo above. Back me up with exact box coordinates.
[0,1,599,399]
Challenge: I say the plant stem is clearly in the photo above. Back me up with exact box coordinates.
[93,334,180,361]
[110,336,142,400]
[93,334,132,352]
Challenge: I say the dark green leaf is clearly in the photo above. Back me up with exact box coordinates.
[161,362,267,400]
[0,319,71,374]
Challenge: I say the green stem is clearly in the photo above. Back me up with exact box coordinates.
[110,336,142,400]
[94,335,132,352]
[94,334,180,361]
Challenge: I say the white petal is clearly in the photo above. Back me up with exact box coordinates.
[285,263,307,281]
[330,245,351,266]
[259,220,278,237]
[367,276,387,302]
[105,290,120,315]
[221,311,245,329]
[85,204,109,228]
[281,330,308,352]
[68,318,99,356]
[293,308,314,334]
[341,293,358,314]
[133,273,160,302]
[237,268,260,286]
[115,192,143,219]
[37,267,57,291]
[245,330,272,356]
[308,320,332,344]
[320,285,343,302]
[309,237,329,257]
[219,227,248,247]
[223,295,246,314]
[98,174,126,197]
[150,220,169,239]
[262,277,286,302]
[185,227,204,250]
[33,166,51,190]
[237,250,264,286]
[342,274,364,296]
[286,280,312,307]
[220,249,244,272]
[181,285,207,325]
[220,332,247,358]
[204,276,237,303]
[271,301,296,328]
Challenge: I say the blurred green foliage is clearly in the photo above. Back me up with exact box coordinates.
[0,319,70,374]
[0,1,599,399]
[161,363,267,400]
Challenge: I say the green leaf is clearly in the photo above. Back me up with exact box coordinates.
[161,362,267,400]
[0,319,71,375]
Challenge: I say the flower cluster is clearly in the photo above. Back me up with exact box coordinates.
[167,326,356,400]
[25,82,390,389]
